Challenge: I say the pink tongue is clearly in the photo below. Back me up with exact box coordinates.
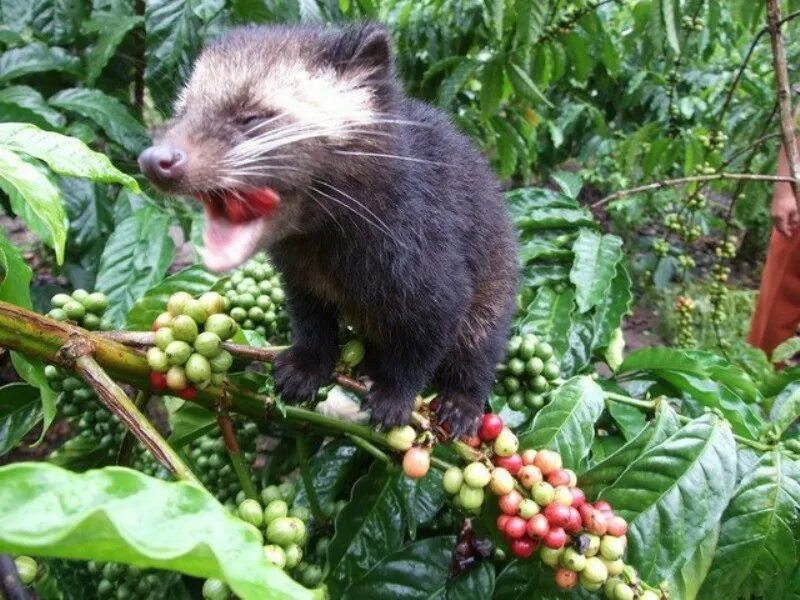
[201,206,271,272]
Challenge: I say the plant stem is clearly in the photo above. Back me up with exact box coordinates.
[346,434,391,464]
[0,554,30,600]
[766,0,800,206]
[603,392,659,410]
[71,352,201,485]
[116,390,149,467]
[218,413,258,501]
[593,172,798,207]
[296,436,325,520]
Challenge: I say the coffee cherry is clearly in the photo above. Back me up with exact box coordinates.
[263,544,287,568]
[194,332,223,358]
[146,347,169,372]
[14,556,37,585]
[165,340,192,365]
[402,447,430,479]
[496,514,510,531]
[544,503,571,528]
[561,547,586,572]
[518,465,543,489]
[543,527,567,549]
[581,556,608,584]
[264,500,288,524]
[237,499,264,527]
[503,516,527,539]
[183,299,208,324]
[64,301,86,320]
[565,508,583,534]
[154,311,173,329]
[155,327,174,350]
[284,544,303,569]
[540,546,563,568]
[547,469,571,487]
[519,336,537,359]
[606,515,628,537]
[526,513,549,538]
[613,582,635,600]
[584,510,608,535]
[202,578,230,600]
[341,339,365,367]
[520,449,537,465]
[494,453,522,475]
[209,350,233,373]
[84,292,109,313]
[594,500,612,512]
[459,485,484,511]
[442,467,464,494]
[266,517,302,546]
[51,293,72,308]
[580,574,603,592]
[639,590,660,600]
[489,467,515,495]
[525,356,544,376]
[555,568,578,590]
[604,558,624,577]
[199,292,225,315]
[186,353,212,384]
[532,481,555,505]
[553,486,573,507]
[535,342,554,360]
[510,538,537,558]
[48,308,67,321]
[571,487,586,507]
[387,426,416,451]
[533,449,562,475]
[205,313,237,340]
[168,292,193,316]
[542,361,560,380]
[149,371,167,390]
[301,565,323,587]
[493,428,519,456]
[278,482,297,504]
[583,533,601,557]
[166,366,188,391]
[479,413,504,441]
[172,315,199,342]
[517,498,540,518]
[261,485,281,504]
[463,462,491,488]
[498,490,523,515]
[600,536,625,561]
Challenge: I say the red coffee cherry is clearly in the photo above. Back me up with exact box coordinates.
[543,527,567,549]
[543,503,572,528]
[504,516,527,539]
[510,537,538,558]
[478,414,504,441]
[498,490,524,515]
[607,515,628,537]
[555,568,578,590]
[526,513,550,538]
[494,453,523,476]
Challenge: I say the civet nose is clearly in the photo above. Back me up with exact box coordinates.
[138,145,187,184]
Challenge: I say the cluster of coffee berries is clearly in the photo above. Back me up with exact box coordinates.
[698,130,726,151]
[652,238,670,257]
[677,253,696,270]
[188,422,258,506]
[496,334,561,412]
[47,558,179,600]
[148,292,237,398]
[439,413,655,597]
[46,289,111,330]
[674,296,697,348]
[222,252,290,342]
[715,235,737,259]
[202,482,323,598]
[681,14,705,31]
[685,191,706,211]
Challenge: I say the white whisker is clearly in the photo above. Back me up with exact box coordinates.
[333,150,450,166]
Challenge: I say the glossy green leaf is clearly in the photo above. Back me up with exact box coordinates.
[83,13,144,84]
[0,42,79,83]
[668,524,719,600]
[437,59,476,107]
[96,207,176,326]
[0,383,40,456]
[326,462,407,596]
[772,336,800,364]
[168,402,216,448]
[0,0,82,45]
[599,415,736,582]
[770,381,800,438]
[700,451,800,600]
[569,229,624,313]
[505,187,578,213]
[0,123,139,189]
[591,263,632,350]
[294,440,363,509]
[519,286,574,358]
[449,561,495,599]
[125,265,219,330]
[50,88,149,154]
[9,353,57,446]
[0,85,65,129]
[607,399,646,440]
[579,402,681,492]
[145,0,204,114]
[559,312,594,377]
[661,0,680,54]
[515,207,594,231]
[61,176,114,252]
[480,58,504,117]
[494,560,549,599]
[518,376,604,469]
[507,62,552,108]
[400,468,446,538]
[341,536,454,599]
[0,463,317,600]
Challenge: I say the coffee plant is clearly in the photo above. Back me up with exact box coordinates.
[1,1,800,599]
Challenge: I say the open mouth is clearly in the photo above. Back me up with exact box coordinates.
[195,188,281,273]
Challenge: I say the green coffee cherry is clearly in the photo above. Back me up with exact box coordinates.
[264,500,289,524]
[266,517,302,546]
[48,308,67,321]
[278,481,297,503]
[85,292,108,313]
[194,332,222,358]
[386,425,416,451]
[458,484,484,510]
[341,339,365,367]
[83,313,101,330]
[442,467,464,494]
[146,347,170,372]
[71,289,90,303]
[14,556,37,585]
[463,462,491,488]
[183,299,208,324]
[284,544,303,569]
[199,292,226,315]
[63,301,86,320]
[209,350,233,373]
[205,314,237,340]
[155,327,175,351]
[237,499,264,528]
[153,311,173,329]
[263,544,287,568]
[261,485,282,504]
[51,293,72,308]
[172,315,199,342]
[168,292,194,316]
[165,341,192,365]
[166,366,188,391]
[202,578,231,600]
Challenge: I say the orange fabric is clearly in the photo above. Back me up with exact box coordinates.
[748,228,800,355]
